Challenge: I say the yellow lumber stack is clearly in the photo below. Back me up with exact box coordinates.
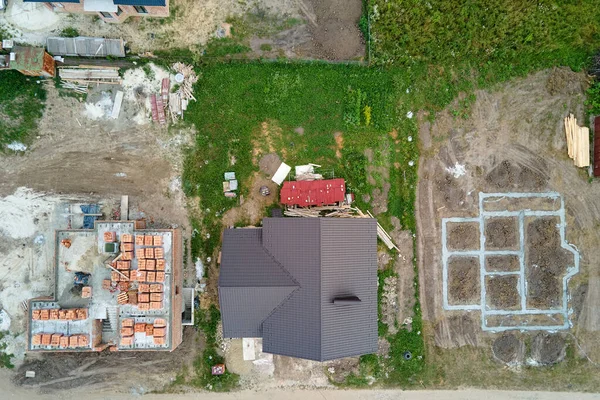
[564,113,590,168]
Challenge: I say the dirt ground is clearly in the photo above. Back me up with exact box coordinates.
[416,67,600,364]
[2,0,364,61]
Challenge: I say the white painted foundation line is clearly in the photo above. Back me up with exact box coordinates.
[441,192,580,332]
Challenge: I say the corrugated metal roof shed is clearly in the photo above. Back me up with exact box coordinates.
[219,218,378,361]
[280,178,346,207]
[46,37,125,58]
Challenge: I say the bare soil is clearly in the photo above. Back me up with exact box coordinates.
[415,68,600,360]
[492,334,524,365]
[530,333,567,366]
[446,222,480,251]
[526,217,572,309]
[485,255,520,273]
[485,217,518,250]
[486,275,520,310]
[447,257,480,305]
[433,315,479,348]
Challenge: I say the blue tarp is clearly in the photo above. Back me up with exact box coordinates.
[81,204,100,229]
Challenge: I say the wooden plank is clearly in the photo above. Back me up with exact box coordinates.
[150,94,159,122]
[156,96,166,125]
[120,195,128,221]
[111,91,123,119]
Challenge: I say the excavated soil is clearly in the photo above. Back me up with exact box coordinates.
[486,275,520,310]
[485,255,520,272]
[446,222,480,251]
[530,333,567,366]
[447,257,480,305]
[485,217,519,250]
[526,217,573,309]
[492,334,525,365]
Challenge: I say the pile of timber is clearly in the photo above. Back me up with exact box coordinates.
[284,205,400,251]
[60,81,88,94]
[168,62,198,123]
[564,113,590,168]
[59,66,121,85]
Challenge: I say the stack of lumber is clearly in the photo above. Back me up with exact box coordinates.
[564,113,590,168]
[361,210,400,251]
[59,66,121,85]
[168,62,198,123]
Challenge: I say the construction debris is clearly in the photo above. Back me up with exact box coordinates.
[295,163,323,181]
[59,67,122,85]
[167,62,198,123]
[564,113,590,168]
[59,81,88,94]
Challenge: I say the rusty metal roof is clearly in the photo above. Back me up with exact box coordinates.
[9,46,45,71]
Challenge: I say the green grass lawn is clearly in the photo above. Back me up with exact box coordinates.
[0,71,46,151]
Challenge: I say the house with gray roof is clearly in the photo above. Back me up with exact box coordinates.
[218,217,378,361]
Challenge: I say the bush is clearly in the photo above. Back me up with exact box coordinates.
[60,27,79,38]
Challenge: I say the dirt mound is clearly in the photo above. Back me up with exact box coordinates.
[486,159,548,191]
[492,334,524,364]
[258,153,282,176]
[530,333,566,365]
[546,67,585,96]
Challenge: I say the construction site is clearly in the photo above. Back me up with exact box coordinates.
[27,218,189,352]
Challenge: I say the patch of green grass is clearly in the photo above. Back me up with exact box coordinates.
[188,306,239,391]
[259,43,272,52]
[203,38,250,58]
[0,70,46,151]
[0,332,14,369]
[60,27,79,38]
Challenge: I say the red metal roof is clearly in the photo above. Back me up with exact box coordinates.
[280,179,346,207]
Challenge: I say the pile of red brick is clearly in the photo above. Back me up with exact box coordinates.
[32,308,88,321]
[120,318,168,346]
[32,333,89,349]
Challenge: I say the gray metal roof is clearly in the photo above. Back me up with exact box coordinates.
[219,218,378,361]
[113,0,166,5]
[46,37,125,58]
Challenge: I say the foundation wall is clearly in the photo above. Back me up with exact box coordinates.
[49,0,169,23]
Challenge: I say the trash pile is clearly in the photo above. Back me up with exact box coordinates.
[223,172,238,198]
[167,62,198,123]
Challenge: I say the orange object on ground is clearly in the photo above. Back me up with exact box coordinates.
[82,286,92,298]
[122,318,134,327]
[41,334,52,346]
[154,318,167,328]
[76,308,88,320]
[134,323,146,333]
[146,259,156,271]
[153,336,166,345]
[122,233,133,243]
[104,231,115,242]
[150,293,162,302]
[51,334,62,347]
[119,271,130,281]
[120,336,133,346]
[135,235,145,245]
[78,335,89,347]
[121,243,134,252]
[150,284,163,293]
[156,272,165,282]
[58,309,67,319]
[154,247,164,259]
[135,248,146,259]
[145,248,154,259]
[144,235,153,246]
[121,327,134,337]
[153,326,166,336]
[147,272,156,282]
[138,293,150,303]
[40,309,50,320]
[32,334,42,346]
[111,271,120,282]
[59,336,69,348]
[138,259,147,270]
[128,292,138,305]
[118,281,130,291]
[68,336,78,348]
[156,259,165,271]
[138,302,150,311]
[145,324,154,336]
[49,309,59,320]
[102,279,111,290]
[122,252,133,261]
[32,309,41,320]
[61,239,72,248]
[153,236,163,246]
[138,284,150,293]
[150,301,163,310]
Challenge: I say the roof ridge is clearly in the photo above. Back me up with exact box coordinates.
[260,225,301,288]
[260,285,301,329]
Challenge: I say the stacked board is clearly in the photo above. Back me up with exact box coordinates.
[564,114,590,168]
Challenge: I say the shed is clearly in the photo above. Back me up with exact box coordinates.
[0,46,55,77]
[46,37,126,58]
[280,178,346,207]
